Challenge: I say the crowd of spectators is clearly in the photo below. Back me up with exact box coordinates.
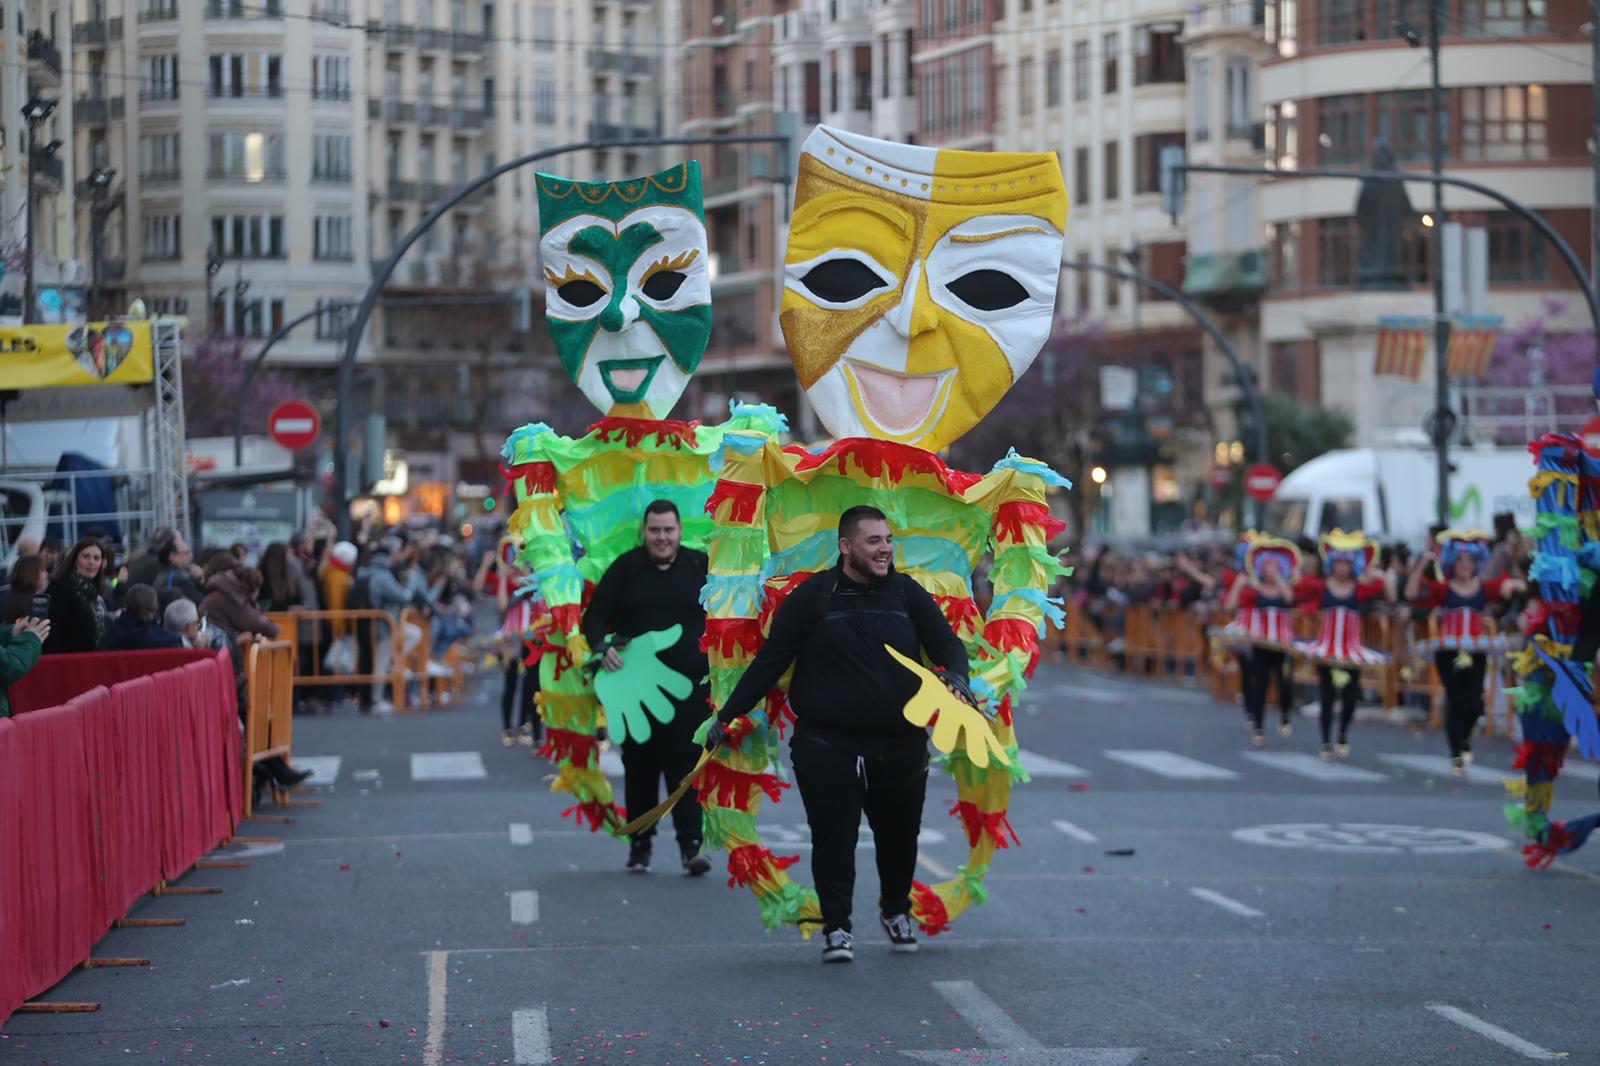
[1062,512,1536,647]
[0,519,495,798]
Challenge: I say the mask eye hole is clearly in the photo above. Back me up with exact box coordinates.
[557,279,606,307]
[946,269,1029,312]
[800,258,890,305]
[641,270,686,300]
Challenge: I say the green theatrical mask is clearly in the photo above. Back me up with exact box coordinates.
[535,162,713,421]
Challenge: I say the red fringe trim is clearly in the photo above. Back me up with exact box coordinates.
[1513,741,1567,782]
[725,844,801,889]
[1528,434,1583,465]
[935,595,982,635]
[701,617,765,658]
[693,759,788,810]
[501,460,557,496]
[994,695,1014,726]
[789,437,983,496]
[993,501,1068,544]
[562,800,626,834]
[538,728,598,768]
[765,693,797,738]
[1522,824,1574,870]
[550,603,583,634]
[910,881,952,937]
[590,416,700,450]
[759,572,818,633]
[706,479,765,524]
[950,800,1020,849]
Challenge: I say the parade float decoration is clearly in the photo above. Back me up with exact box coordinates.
[500,161,785,835]
[1507,434,1600,867]
[695,126,1071,936]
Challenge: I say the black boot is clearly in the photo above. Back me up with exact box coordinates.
[681,842,711,877]
[626,839,652,873]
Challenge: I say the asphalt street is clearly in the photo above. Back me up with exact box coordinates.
[6,659,1600,1065]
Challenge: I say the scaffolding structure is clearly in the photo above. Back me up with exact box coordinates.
[146,318,190,539]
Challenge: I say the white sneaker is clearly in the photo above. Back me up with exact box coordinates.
[821,929,854,964]
[880,913,919,954]
[371,700,396,716]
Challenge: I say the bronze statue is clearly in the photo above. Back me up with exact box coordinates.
[1355,141,1415,292]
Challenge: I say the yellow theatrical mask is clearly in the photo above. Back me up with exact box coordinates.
[781,126,1068,453]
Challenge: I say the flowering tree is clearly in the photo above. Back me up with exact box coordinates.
[1478,298,1598,443]
[181,332,302,438]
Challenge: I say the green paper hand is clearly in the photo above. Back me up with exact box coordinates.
[593,624,694,744]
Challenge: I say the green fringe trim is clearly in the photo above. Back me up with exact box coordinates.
[955,863,990,908]
[755,882,821,932]
[700,806,759,850]
[1532,512,1583,548]
[990,544,1074,590]
[706,526,770,571]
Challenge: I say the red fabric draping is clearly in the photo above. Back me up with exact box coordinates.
[0,650,241,1030]
[8,648,212,715]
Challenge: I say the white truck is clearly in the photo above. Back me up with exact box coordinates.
[1263,446,1536,548]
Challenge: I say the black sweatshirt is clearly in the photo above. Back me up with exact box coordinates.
[717,564,969,756]
[582,546,710,692]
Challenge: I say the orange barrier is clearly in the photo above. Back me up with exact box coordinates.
[261,608,408,710]
[242,640,294,819]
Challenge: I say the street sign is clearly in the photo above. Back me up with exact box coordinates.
[1243,463,1282,502]
[268,400,321,451]
[1207,467,1231,490]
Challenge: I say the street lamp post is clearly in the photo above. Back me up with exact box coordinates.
[20,97,56,325]
[87,165,118,320]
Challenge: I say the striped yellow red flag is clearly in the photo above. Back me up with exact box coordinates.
[1446,314,1503,378]
[1373,316,1430,380]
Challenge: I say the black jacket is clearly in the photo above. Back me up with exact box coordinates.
[45,575,106,654]
[717,564,969,756]
[99,612,185,651]
[582,546,710,695]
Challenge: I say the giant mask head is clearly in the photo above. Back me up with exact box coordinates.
[535,162,712,420]
[781,127,1067,452]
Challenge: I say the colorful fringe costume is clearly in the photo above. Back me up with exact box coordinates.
[697,126,1072,937]
[1507,435,1600,868]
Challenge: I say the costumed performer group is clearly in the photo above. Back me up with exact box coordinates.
[503,127,1074,963]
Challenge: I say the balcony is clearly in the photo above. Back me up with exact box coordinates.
[208,165,287,183]
[207,88,286,105]
[206,0,284,17]
[138,5,179,22]
[703,171,743,198]
[588,48,654,76]
[419,181,449,202]
[450,107,484,130]
[27,32,62,80]
[387,178,418,201]
[417,27,450,49]
[76,95,126,124]
[382,23,415,46]
[451,31,482,55]
[418,102,451,125]
[1182,248,1268,308]
[140,167,181,184]
[369,99,416,122]
[103,260,127,281]
[312,168,352,184]
[74,17,124,45]
[313,88,353,104]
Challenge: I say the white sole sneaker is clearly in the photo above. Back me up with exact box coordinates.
[821,948,854,964]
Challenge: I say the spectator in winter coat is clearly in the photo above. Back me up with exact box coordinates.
[125,527,177,588]
[0,555,51,625]
[150,534,205,602]
[45,537,110,654]
[200,566,282,642]
[0,616,49,716]
[100,584,186,651]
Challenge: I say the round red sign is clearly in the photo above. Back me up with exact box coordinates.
[268,400,321,452]
[1581,415,1600,456]
[1243,463,1283,502]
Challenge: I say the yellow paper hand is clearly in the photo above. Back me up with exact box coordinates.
[883,645,1010,770]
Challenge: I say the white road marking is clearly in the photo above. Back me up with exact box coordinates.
[423,950,448,1066]
[509,823,533,846]
[598,749,625,778]
[1378,754,1506,786]
[1240,751,1388,783]
[411,751,488,781]
[1052,820,1100,844]
[513,1007,554,1064]
[918,851,953,879]
[1017,749,1092,778]
[1557,760,1600,784]
[292,755,342,785]
[1233,822,1511,854]
[1426,1004,1562,1060]
[509,890,539,924]
[1187,886,1264,918]
[932,979,1043,1049]
[1103,750,1240,780]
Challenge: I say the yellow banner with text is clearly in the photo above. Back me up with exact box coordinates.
[0,321,154,389]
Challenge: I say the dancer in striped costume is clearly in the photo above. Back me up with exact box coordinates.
[1222,536,1301,746]
[1295,530,1395,761]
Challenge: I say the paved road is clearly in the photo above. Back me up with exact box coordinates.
[7,662,1599,1064]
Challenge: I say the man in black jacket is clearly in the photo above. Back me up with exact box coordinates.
[706,505,971,964]
[583,500,715,877]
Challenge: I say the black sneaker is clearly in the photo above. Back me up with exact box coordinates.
[626,840,652,873]
[821,929,854,964]
[681,844,712,877]
[880,912,919,954]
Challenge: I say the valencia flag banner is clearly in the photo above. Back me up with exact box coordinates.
[0,321,154,389]
[1372,315,1430,380]
[1445,314,1502,378]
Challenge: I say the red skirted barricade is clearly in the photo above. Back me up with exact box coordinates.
[0,649,241,1028]
[8,648,214,715]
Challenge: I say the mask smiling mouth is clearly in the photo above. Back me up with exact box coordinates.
[598,356,665,404]
[843,361,953,435]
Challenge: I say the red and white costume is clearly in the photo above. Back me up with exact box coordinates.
[1295,577,1389,666]
[1410,576,1509,656]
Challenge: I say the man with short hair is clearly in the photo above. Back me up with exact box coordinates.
[583,500,714,877]
[705,505,972,963]
[126,527,177,587]
[152,533,204,601]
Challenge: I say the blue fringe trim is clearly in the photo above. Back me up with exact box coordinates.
[988,448,1073,491]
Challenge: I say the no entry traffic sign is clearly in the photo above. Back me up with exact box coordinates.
[269,400,321,451]
[1243,463,1282,502]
